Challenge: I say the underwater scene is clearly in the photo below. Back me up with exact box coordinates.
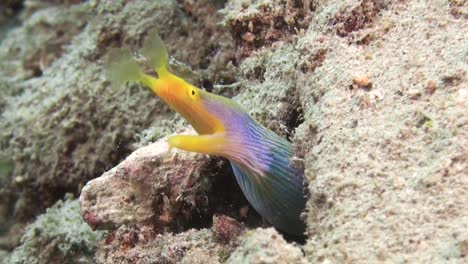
[0,0,467,263]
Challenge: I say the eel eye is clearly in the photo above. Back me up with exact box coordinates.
[191,90,195,96]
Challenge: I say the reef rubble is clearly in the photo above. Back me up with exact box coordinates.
[0,0,466,263]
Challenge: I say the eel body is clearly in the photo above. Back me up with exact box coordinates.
[105,32,307,235]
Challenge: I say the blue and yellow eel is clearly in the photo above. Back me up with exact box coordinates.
[105,31,307,235]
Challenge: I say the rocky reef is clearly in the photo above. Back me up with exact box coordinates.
[5,196,103,264]
[0,0,467,263]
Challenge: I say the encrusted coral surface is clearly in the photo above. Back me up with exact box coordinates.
[294,1,467,262]
[0,0,467,263]
[228,228,307,264]
[95,225,228,264]
[5,196,103,264]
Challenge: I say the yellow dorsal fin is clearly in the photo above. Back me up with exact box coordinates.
[104,47,142,89]
[140,30,169,77]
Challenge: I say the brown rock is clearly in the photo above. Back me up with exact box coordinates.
[352,76,371,87]
[425,80,436,95]
[460,239,468,258]
[79,133,212,231]
[212,214,245,244]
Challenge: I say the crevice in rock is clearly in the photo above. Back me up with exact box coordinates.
[225,0,314,58]
[164,157,263,233]
[0,1,24,15]
[279,85,305,141]
[285,93,305,135]
[206,159,263,227]
[150,154,309,244]
[333,0,383,37]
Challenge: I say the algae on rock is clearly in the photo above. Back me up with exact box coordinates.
[5,196,103,264]
[95,225,235,264]
[227,228,307,264]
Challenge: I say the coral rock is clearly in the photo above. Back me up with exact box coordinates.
[95,225,227,264]
[6,196,103,264]
[212,214,245,244]
[227,228,307,264]
[80,134,212,232]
